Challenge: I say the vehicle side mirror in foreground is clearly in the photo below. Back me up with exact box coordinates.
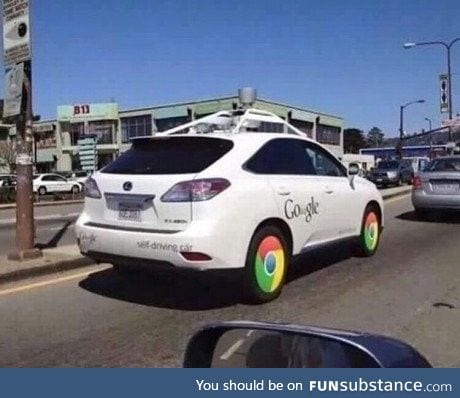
[184,321,431,368]
[348,163,360,176]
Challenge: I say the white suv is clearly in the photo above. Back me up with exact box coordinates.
[76,109,383,303]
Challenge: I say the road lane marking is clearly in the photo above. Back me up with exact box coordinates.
[0,267,107,297]
[220,338,245,360]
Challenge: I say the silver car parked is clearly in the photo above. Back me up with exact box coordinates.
[412,156,460,214]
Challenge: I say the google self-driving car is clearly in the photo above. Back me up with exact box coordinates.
[76,107,384,303]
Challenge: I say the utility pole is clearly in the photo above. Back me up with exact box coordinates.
[404,39,460,144]
[2,0,41,260]
[8,61,41,260]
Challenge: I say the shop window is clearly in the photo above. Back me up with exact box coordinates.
[316,124,341,146]
[290,119,313,138]
[88,120,115,144]
[70,123,84,146]
[155,116,191,132]
[121,115,152,143]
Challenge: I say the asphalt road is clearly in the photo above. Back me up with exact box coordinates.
[0,194,458,367]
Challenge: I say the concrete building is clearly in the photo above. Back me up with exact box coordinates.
[32,96,344,172]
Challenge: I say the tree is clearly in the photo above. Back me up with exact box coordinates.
[366,127,384,147]
[343,128,366,153]
[0,140,16,173]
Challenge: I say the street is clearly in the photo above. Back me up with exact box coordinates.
[0,194,458,367]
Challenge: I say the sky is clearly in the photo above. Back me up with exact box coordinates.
[1,0,460,137]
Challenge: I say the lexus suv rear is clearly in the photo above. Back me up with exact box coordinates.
[76,110,384,303]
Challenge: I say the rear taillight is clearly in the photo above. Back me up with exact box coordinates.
[180,252,212,261]
[412,176,423,190]
[84,177,102,199]
[161,178,230,202]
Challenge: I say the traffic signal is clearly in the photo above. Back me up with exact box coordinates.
[439,74,449,113]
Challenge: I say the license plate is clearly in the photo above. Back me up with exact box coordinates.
[377,178,383,182]
[434,184,458,192]
[118,204,141,221]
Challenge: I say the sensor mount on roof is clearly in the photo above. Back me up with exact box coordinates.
[238,87,257,109]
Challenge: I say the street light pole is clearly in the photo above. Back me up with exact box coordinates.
[398,99,425,159]
[424,117,432,131]
[425,117,433,160]
[404,38,460,141]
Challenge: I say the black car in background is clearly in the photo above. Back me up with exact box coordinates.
[368,159,413,187]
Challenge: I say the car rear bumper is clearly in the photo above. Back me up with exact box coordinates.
[412,190,460,210]
[75,214,246,271]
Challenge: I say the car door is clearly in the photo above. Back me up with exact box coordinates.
[305,142,360,241]
[244,138,325,251]
[55,175,70,192]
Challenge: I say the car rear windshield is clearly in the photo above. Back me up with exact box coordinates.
[426,158,460,172]
[102,137,234,175]
[377,161,399,169]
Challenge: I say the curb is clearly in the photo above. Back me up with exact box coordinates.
[0,255,95,286]
[0,199,84,211]
[382,187,412,201]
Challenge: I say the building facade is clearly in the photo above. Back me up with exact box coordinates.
[32,96,344,172]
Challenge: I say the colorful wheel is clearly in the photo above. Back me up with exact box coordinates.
[244,226,289,303]
[255,236,285,293]
[357,206,381,257]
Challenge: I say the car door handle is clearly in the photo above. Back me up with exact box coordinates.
[324,187,334,194]
[277,187,291,196]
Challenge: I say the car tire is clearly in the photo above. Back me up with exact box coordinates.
[243,225,289,304]
[71,185,80,194]
[38,186,47,196]
[355,205,382,257]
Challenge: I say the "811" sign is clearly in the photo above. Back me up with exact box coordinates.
[73,104,91,115]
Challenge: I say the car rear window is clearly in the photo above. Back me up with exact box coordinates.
[426,158,460,172]
[377,161,399,169]
[102,137,234,175]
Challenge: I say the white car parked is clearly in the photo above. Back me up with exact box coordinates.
[76,108,384,303]
[33,173,82,196]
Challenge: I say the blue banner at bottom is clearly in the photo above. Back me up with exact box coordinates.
[0,369,457,397]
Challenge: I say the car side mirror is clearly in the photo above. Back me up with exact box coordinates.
[348,163,360,176]
[183,321,431,368]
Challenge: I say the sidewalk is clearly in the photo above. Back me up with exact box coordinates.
[0,185,412,285]
[0,245,94,285]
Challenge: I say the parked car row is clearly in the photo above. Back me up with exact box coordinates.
[0,170,91,196]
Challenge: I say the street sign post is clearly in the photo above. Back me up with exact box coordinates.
[439,74,449,114]
[78,138,97,171]
[2,0,31,66]
[3,0,40,261]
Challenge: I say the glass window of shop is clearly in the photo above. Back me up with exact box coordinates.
[70,122,85,146]
[316,124,341,146]
[121,115,152,143]
[155,116,191,132]
[88,120,116,144]
[290,119,313,138]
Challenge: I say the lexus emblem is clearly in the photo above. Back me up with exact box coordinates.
[123,181,133,191]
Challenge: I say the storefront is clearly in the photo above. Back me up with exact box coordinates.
[56,103,119,171]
